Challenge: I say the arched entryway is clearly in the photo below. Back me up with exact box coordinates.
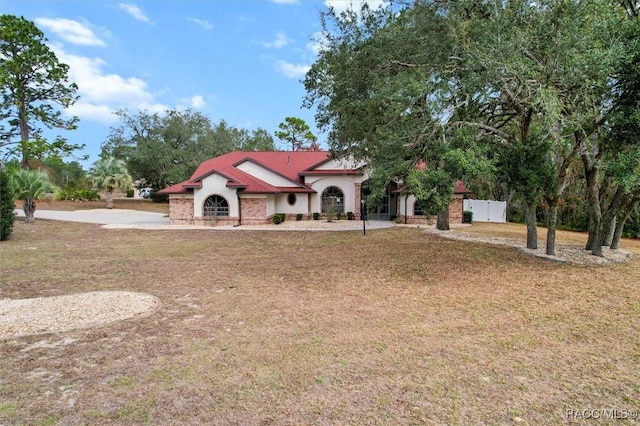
[361,181,398,221]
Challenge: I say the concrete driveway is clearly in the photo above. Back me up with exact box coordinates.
[14,209,170,227]
[14,208,395,231]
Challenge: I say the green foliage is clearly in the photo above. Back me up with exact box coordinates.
[274,117,317,151]
[87,157,131,193]
[40,156,86,186]
[305,0,627,249]
[272,213,285,225]
[463,211,473,224]
[102,110,274,191]
[149,191,168,204]
[296,213,303,221]
[336,212,342,220]
[237,128,276,152]
[313,212,320,220]
[623,210,640,239]
[0,167,15,241]
[57,187,99,202]
[126,189,134,198]
[406,169,454,216]
[0,15,82,168]
[347,211,354,220]
[9,169,56,201]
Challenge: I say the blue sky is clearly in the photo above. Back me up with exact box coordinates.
[1,0,385,168]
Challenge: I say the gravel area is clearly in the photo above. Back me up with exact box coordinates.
[425,227,633,265]
[0,291,160,339]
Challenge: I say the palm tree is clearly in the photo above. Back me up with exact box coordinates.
[87,157,132,209]
[10,169,57,223]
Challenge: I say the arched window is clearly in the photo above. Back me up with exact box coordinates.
[322,186,344,213]
[204,195,229,217]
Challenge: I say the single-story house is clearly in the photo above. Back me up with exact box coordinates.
[157,151,467,226]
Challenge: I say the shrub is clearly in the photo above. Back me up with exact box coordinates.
[150,191,169,203]
[347,211,354,220]
[336,212,342,220]
[0,168,15,241]
[126,189,134,198]
[296,213,303,221]
[313,212,320,220]
[463,210,473,224]
[58,187,100,201]
[273,213,285,224]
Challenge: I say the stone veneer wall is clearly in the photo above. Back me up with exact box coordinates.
[240,197,268,225]
[448,194,464,223]
[193,216,237,226]
[169,197,195,224]
[398,195,464,225]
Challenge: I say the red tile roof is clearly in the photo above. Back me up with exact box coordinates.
[158,151,336,195]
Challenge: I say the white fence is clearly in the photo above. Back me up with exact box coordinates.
[463,199,506,223]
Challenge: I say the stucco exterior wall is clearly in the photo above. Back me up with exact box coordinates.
[194,174,239,218]
[306,175,367,215]
[236,161,295,187]
[313,156,366,170]
[274,193,310,215]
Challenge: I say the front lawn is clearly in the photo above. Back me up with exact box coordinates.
[1,220,639,424]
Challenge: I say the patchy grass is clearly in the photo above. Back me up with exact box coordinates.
[1,220,639,425]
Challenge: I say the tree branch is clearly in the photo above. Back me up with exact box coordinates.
[449,121,513,142]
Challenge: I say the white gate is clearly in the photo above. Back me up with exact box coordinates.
[463,199,506,223]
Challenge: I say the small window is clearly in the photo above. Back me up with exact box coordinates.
[204,195,229,217]
[287,193,297,206]
[414,201,424,216]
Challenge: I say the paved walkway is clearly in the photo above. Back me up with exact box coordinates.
[15,209,395,231]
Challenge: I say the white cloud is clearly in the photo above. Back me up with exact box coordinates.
[189,18,213,30]
[261,31,292,49]
[190,95,206,108]
[52,46,166,123]
[35,18,105,47]
[324,0,387,14]
[118,3,150,22]
[275,60,310,79]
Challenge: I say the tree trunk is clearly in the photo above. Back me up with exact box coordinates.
[604,216,616,247]
[546,198,558,256]
[583,163,601,252]
[524,201,537,249]
[610,212,628,250]
[436,208,450,231]
[585,209,597,250]
[23,197,36,223]
[105,190,114,209]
